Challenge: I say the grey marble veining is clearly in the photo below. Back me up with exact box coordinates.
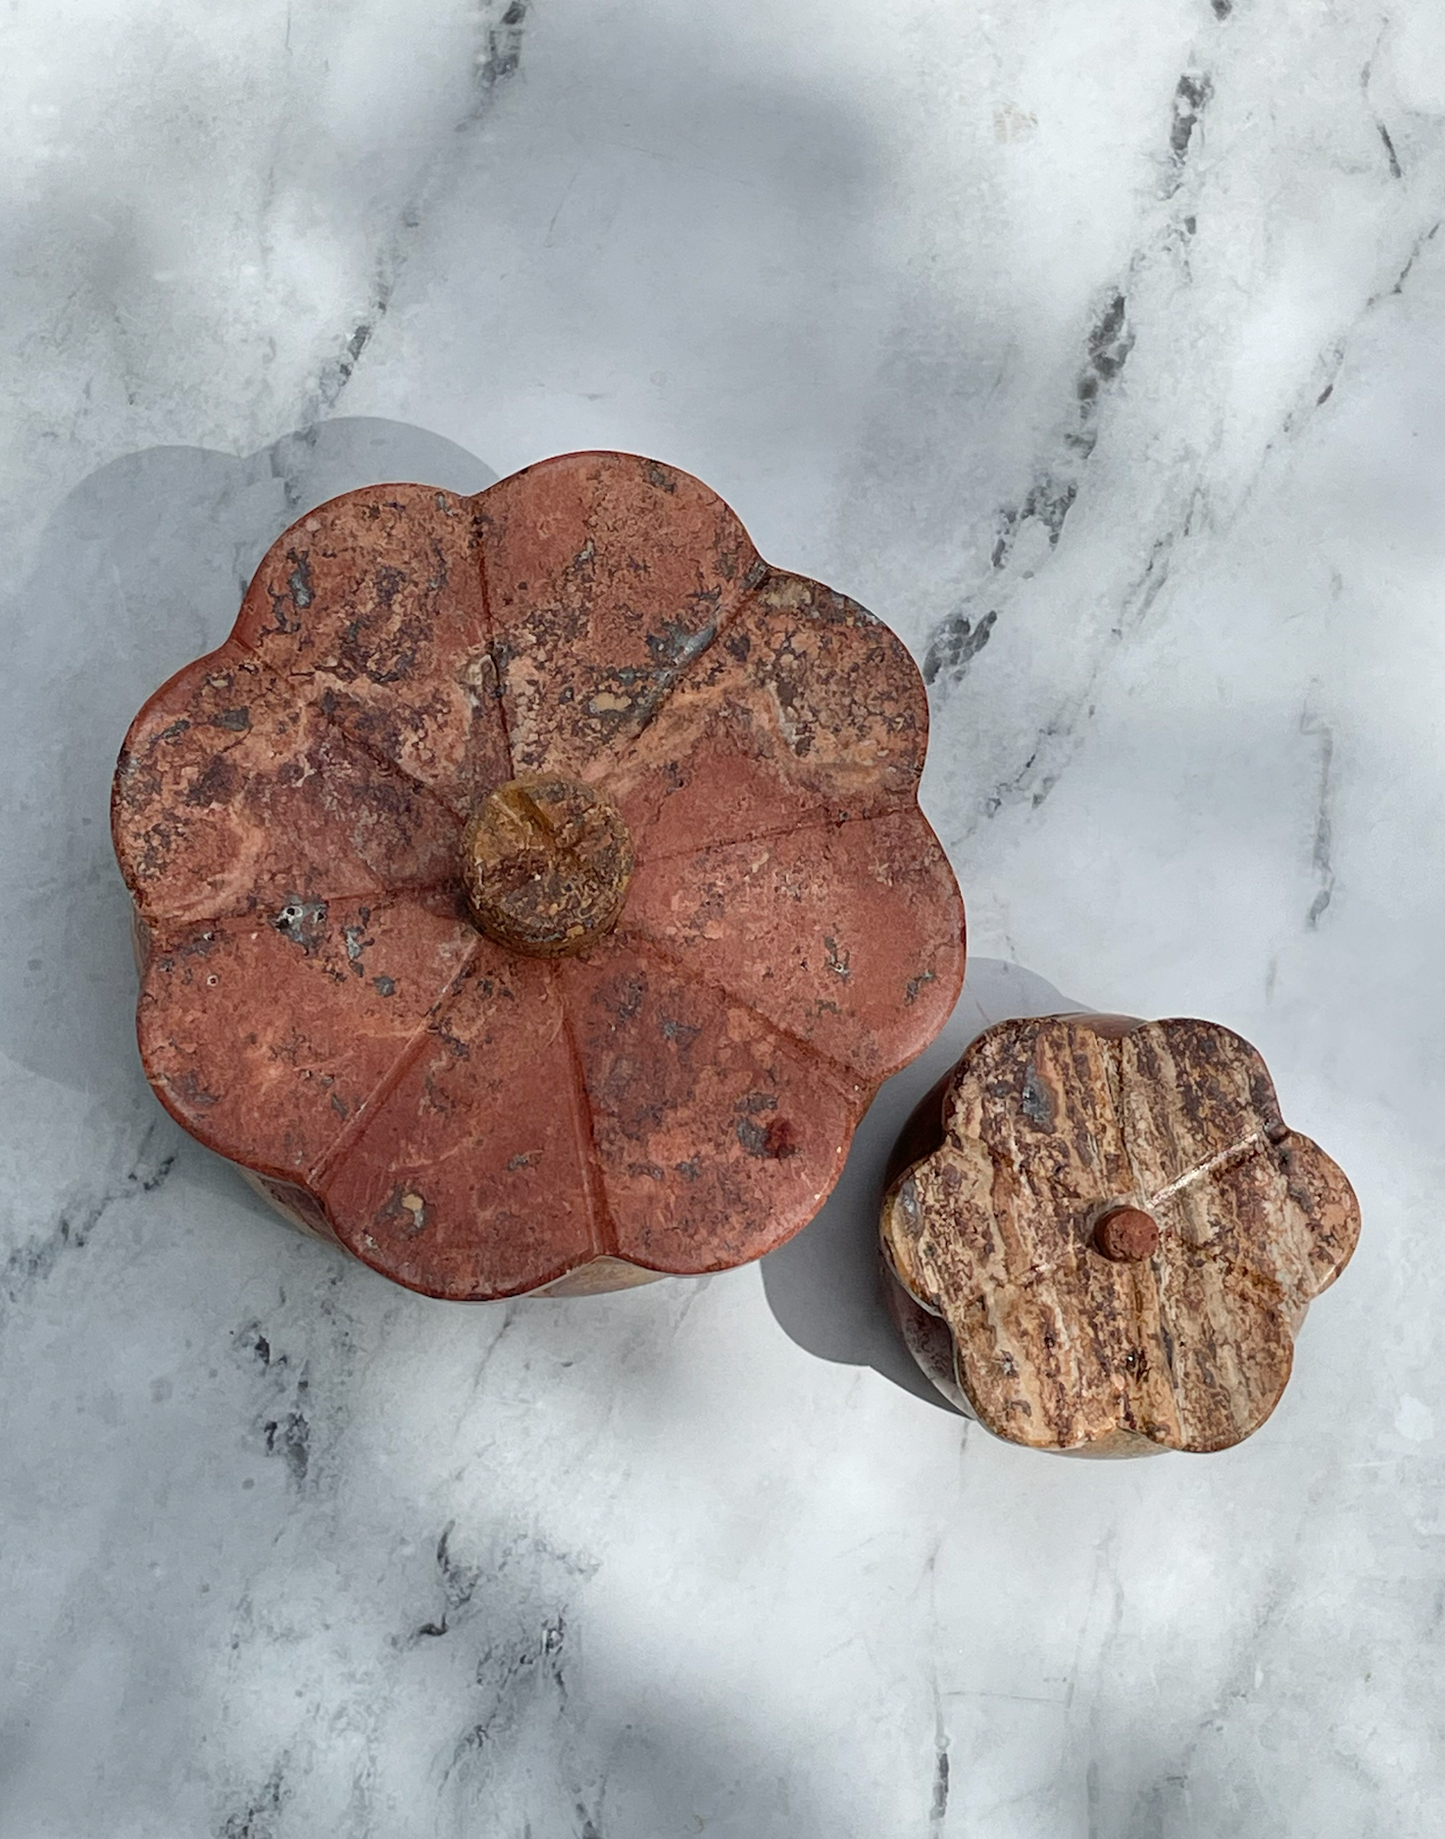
[4,2,1444,1833]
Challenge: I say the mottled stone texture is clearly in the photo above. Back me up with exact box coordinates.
[113,452,965,1300]
[881,1016,1360,1455]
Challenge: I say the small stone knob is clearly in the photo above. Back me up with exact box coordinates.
[1092,1205,1160,1263]
[461,776,633,958]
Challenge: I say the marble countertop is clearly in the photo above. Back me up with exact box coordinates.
[4,2,1444,1832]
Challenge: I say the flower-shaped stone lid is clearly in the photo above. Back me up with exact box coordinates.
[880,1014,1360,1454]
[113,452,965,1299]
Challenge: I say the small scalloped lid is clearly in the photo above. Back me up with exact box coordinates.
[881,1014,1361,1456]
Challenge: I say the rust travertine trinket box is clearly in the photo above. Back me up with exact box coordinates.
[112,451,965,1298]
[881,1014,1360,1454]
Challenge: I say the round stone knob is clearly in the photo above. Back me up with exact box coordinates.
[1092,1204,1160,1263]
[461,776,633,958]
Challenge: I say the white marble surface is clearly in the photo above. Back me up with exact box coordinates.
[3,1,1444,1832]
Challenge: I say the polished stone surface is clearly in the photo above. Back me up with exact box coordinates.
[4,1,1444,1832]
[111,453,963,1300]
[882,1015,1360,1453]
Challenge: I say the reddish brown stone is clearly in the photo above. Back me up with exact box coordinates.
[316,941,599,1298]
[114,648,459,924]
[881,1015,1361,1454]
[475,454,762,781]
[232,484,508,817]
[113,450,966,1300]
[560,934,867,1274]
[623,808,962,1081]
[602,568,930,855]
[138,894,477,1185]
[1092,1206,1161,1263]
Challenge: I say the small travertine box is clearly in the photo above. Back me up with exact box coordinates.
[881,1013,1360,1455]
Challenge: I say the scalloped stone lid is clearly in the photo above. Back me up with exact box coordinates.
[113,451,966,1299]
[882,1013,1360,1454]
